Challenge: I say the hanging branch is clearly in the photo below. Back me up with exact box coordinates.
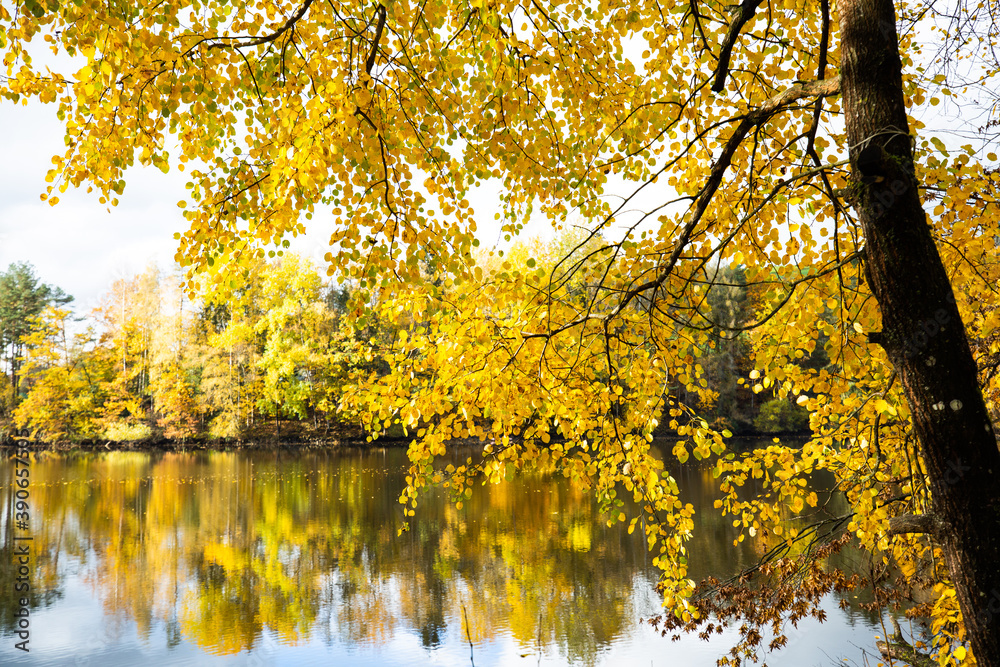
[518,75,840,341]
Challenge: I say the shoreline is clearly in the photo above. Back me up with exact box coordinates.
[0,431,813,453]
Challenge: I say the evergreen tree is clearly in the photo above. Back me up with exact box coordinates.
[0,262,72,412]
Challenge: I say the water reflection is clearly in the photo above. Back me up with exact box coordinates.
[0,445,885,665]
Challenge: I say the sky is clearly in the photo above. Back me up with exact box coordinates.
[0,100,184,310]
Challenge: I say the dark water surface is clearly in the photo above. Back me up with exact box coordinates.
[0,444,891,666]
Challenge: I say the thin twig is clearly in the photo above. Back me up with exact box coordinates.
[463,603,475,666]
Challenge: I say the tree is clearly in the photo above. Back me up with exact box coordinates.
[93,267,161,438]
[835,0,1000,661]
[5,0,1000,663]
[149,271,201,440]
[150,359,199,440]
[196,277,265,439]
[701,264,757,433]
[0,262,72,411]
[253,254,334,424]
[14,306,102,441]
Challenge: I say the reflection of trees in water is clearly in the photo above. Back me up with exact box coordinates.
[0,447,883,663]
[307,451,649,666]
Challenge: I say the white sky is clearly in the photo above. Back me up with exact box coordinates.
[0,100,186,310]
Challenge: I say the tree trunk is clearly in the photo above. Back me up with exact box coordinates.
[839,0,1000,662]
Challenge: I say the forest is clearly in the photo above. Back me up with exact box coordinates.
[0,239,816,445]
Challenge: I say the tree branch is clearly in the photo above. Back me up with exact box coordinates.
[887,512,946,537]
[712,0,766,93]
[207,0,315,51]
[518,77,841,341]
[608,77,841,317]
[365,5,388,75]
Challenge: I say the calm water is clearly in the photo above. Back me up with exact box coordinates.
[0,444,892,666]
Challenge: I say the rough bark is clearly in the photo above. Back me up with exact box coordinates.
[839,0,1000,662]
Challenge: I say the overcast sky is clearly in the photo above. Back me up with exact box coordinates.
[0,100,189,310]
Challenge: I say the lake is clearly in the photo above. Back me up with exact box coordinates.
[0,444,894,666]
